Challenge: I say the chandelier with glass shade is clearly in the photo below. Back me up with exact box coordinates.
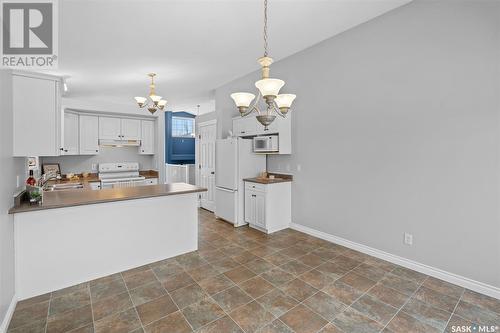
[230,0,296,129]
[134,73,167,114]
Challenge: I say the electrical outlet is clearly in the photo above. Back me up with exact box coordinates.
[91,164,97,171]
[16,175,20,188]
[404,232,413,245]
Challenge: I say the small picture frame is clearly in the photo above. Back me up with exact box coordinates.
[42,163,61,177]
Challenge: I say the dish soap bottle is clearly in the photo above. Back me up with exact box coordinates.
[26,170,36,186]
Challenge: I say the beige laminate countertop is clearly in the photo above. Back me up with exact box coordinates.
[9,183,206,214]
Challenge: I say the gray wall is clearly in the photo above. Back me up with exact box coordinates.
[215,0,500,288]
[40,146,155,174]
[0,70,26,326]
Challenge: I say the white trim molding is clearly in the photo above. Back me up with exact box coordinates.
[0,294,17,333]
[290,223,500,300]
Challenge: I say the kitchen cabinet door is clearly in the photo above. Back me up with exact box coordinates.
[121,118,141,140]
[62,112,79,155]
[233,117,258,136]
[245,190,256,224]
[140,120,155,154]
[13,74,61,156]
[254,192,266,228]
[99,117,121,140]
[79,115,99,155]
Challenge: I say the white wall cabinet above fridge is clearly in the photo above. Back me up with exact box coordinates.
[232,114,291,154]
[13,72,62,157]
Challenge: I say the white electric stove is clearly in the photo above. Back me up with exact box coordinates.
[98,162,146,189]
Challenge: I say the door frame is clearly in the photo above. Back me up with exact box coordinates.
[195,119,217,209]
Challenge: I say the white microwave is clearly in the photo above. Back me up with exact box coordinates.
[253,135,279,153]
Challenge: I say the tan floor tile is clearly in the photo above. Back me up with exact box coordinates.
[332,308,383,333]
[279,260,311,276]
[46,304,93,333]
[90,278,127,302]
[337,272,376,293]
[198,274,235,296]
[351,263,389,281]
[412,285,460,312]
[386,311,440,333]
[391,266,427,283]
[52,283,88,299]
[15,293,51,311]
[366,283,409,308]
[322,281,364,305]
[329,255,362,271]
[298,269,337,290]
[454,300,500,326]
[261,268,294,286]
[244,258,276,274]
[239,276,275,299]
[295,253,326,268]
[7,318,46,333]
[91,291,133,321]
[170,283,208,309]
[212,286,252,312]
[280,279,318,302]
[461,289,500,314]
[49,289,90,317]
[9,301,49,330]
[256,290,298,317]
[230,301,275,333]
[303,291,346,321]
[351,294,398,325]
[223,266,256,284]
[136,294,178,326]
[123,269,157,290]
[197,315,243,333]
[185,264,219,282]
[151,262,184,282]
[129,281,167,306]
[401,298,452,331]
[144,310,191,333]
[94,308,141,333]
[279,304,328,333]
[181,298,225,330]
[258,319,293,333]
[210,257,241,273]
[162,272,195,292]
[379,273,421,296]
[315,262,349,279]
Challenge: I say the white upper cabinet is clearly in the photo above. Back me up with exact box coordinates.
[140,120,155,155]
[99,117,121,140]
[121,119,141,140]
[79,115,99,155]
[99,117,141,141]
[233,116,259,136]
[62,112,79,155]
[13,73,61,157]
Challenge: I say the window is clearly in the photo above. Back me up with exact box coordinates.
[171,117,195,138]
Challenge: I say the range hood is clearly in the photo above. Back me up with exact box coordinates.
[99,139,141,147]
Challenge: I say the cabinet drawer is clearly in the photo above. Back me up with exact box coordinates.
[245,182,267,192]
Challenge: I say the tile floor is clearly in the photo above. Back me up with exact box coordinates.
[7,208,500,333]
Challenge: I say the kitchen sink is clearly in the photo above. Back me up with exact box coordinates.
[44,183,84,191]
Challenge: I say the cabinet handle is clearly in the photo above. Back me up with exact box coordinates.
[60,147,64,151]
[95,150,99,153]
[252,194,256,197]
[64,149,68,153]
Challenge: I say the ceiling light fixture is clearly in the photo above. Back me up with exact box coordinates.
[230,0,296,129]
[134,73,167,114]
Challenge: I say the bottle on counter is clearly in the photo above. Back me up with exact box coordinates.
[26,170,36,186]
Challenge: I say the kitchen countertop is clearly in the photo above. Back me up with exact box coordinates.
[44,170,160,189]
[9,183,206,214]
[244,173,293,184]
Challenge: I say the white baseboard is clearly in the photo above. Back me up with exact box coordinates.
[0,294,17,333]
[290,223,500,300]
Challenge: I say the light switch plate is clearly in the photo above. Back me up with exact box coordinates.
[404,232,413,245]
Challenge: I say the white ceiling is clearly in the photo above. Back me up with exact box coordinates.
[52,0,411,114]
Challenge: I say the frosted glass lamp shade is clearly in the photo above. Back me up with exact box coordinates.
[135,97,147,104]
[255,78,284,97]
[150,95,162,103]
[230,92,255,107]
[275,94,296,108]
[158,100,167,107]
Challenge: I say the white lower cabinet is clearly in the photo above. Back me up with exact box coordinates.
[244,181,291,234]
[143,178,158,186]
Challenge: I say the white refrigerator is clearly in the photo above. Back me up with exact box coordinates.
[215,137,266,227]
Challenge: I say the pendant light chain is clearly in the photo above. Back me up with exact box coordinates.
[263,0,268,57]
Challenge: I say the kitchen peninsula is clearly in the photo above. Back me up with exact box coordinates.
[9,183,206,300]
